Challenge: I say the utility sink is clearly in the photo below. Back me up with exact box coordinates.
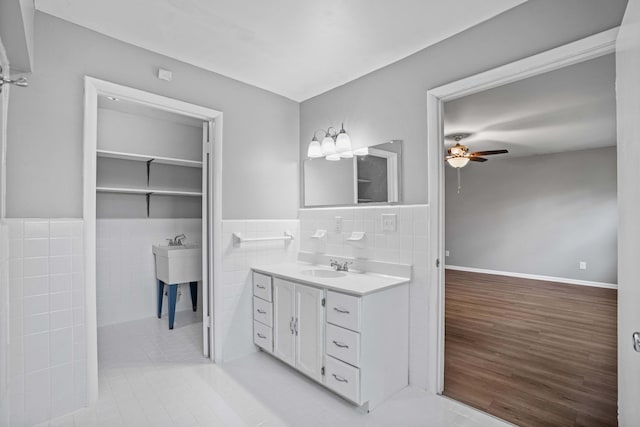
[152,244,202,284]
[300,269,347,278]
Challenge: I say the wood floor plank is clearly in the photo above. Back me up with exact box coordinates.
[443,269,617,427]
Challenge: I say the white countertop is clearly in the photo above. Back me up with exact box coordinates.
[251,262,410,296]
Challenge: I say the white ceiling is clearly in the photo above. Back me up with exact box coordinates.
[35,0,525,101]
[444,53,616,158]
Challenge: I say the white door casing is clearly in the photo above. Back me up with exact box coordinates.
[295,283,324,381]
[82,77,223,404]
[615,1,640,424]
[425,28,619,393]
[273,278,296,366]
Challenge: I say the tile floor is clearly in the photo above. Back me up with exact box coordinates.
[36,312,512,427]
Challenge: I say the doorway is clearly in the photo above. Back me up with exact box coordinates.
[82,78,223,404]
[426,28,619,425]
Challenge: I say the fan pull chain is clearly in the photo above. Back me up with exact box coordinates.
[457,168,462,194]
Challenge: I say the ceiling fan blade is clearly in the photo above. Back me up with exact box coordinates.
[470,149,508,156]
[469,157,488,162]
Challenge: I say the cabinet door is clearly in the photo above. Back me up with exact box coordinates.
[273,278,296,366]
[295,283,325,381]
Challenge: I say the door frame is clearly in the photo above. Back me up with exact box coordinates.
[82,77,224,405]
[425,28,619,394]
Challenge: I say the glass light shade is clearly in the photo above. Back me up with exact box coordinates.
[446,157,470,168]
[326,153,340,161]
[321,135,336,155]
[339,150,353,158]
[353,147,369,156]
[307,139,323,158]
[335,131,352,154]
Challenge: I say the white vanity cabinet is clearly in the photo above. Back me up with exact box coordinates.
[252,267,409,411]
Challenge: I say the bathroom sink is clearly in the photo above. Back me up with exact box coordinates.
[300,269,347,278]
[153,244,202,284]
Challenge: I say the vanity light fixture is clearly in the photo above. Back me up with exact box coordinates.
[307,123,353,160]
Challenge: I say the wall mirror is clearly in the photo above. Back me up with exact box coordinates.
[303,140,402,207]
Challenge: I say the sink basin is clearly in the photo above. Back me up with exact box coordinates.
[300,269,347,278]
[153,244,202,284]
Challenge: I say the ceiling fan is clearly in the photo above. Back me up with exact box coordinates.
[445,133,508,168]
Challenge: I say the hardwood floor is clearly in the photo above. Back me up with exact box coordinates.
[444,269,617,427]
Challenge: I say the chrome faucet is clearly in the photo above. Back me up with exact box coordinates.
[167,234,187,246]
[330,259,352,272]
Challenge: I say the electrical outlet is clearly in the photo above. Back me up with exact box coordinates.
[445,250,450,257]
[579,261,587,270]
[335,216,342,233]
[382,214,397,232]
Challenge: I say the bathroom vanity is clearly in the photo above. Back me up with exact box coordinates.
[251,263,410,411]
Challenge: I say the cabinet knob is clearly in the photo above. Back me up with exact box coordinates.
[333,307,350,314]
[257,333,266,339]
[257,309,266,314]
[332,340,349,349]
[256,284,266,289]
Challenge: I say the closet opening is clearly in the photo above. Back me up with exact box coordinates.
[82,78,223,405]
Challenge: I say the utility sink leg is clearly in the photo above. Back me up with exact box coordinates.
[189,281,198,312]
[157,280,164,319]
[168,284,177,329]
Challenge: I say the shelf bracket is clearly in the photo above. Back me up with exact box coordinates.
[146,192,153,217]
[146,159,154,186]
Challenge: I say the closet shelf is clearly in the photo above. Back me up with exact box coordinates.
[97,149,203,168]
[97,186,202,197]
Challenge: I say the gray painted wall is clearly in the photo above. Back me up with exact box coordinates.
[445,147,617,283]
[300,0,627,205]
[6,12,300,219]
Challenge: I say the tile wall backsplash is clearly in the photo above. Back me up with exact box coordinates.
[298,205,430,388]
[0,223,9,426]
[96,219,202,327]
[5,219,85,426]
[220,220,299,362]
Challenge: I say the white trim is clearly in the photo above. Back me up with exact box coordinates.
[445,265,617,289]
[426,28,618,395]
[83,77,224,405]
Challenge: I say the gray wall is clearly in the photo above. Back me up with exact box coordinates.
[445,147,617,283]
[6,12,300,219]
[300,0,627,205]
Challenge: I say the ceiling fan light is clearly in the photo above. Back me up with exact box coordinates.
[326,153,341,161]
[353,147,369,156]
[339,150,353,158]
[447,157,470,168]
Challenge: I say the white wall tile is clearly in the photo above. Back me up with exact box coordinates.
[24,221,50,239]
[50,221,74,238]
[5,219,86,424]
[24,238,49,258]
[23,276,49,297]
[23,257,49,277]
[50,328,73,366]
[24,295,50,317]
[25,333,50,373]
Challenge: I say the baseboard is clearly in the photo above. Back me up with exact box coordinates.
[445,265,617,289]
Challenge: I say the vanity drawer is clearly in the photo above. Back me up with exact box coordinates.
[326,323,361,367]
[326,291,362,332]
[253,296,272,327]
[253,272,272,302]
[253,320,273,352]
[325,355,360,404]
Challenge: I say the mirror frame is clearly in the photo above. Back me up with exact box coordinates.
[301,139,403,208]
